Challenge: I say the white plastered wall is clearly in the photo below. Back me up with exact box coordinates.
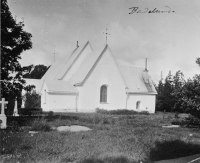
[127,94,156,113]
[77,49,127,112]
[41,83,77,112]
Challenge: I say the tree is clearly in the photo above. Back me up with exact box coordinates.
[155,79,164,111]
[155,71,175,112]
[175,75,200,118]
[23,91,41,108]
[171,70,185,112]
[182,60,200,118]
[21,84,41,109]
[1,0,32,114]
[196,58,200,67]
[162,76,174,112]
[23,64,50,79]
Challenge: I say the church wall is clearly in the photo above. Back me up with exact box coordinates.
[77,49,127,112]
[41,83,77,112]
[41,83,48,111]
[63,44,93,81]
[127,94,156,113]
[46,93,76,112]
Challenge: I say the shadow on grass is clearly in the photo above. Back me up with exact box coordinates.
[149,139,200,161]
[79,156,136,163]
[7,115,79,126]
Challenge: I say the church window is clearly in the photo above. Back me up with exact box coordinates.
[136,101,141,109]
[100,85,107,103]
[44,89,46,104]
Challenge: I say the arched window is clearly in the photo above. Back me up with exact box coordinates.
[100,85,107,103]
[136,101,141,109]
[44,89,46,104]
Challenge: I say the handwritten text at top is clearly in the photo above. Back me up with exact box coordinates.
[129,6,175,14]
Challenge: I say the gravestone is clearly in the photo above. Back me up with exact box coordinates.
[13,99,19,116]
[0,98,8,129]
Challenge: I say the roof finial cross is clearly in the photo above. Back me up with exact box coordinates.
[103,24,110,45]
[53,50,57,62]
[53,46,58,63]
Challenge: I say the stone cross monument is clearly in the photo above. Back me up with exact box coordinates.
[0,98,8,129]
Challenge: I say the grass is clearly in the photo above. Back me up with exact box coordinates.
[0,112,200,163]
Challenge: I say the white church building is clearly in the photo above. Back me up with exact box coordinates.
[24,41,157,113]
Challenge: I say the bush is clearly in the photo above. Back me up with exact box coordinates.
[48,111,54,117]
[171,119,183,126]
[31,118,51,131]
[79,156,134,163]
[19,107,43,116]
[93,114,102,124]
[109,109,138,115]
[23,90,41,108]
[185,115,200,128]
[96,108,138,115]
[101,116,111,125]
[139,111,150,115]
[172,115,200,128]
[95,108,108,114]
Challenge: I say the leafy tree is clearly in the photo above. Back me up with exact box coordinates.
[155,79,164,111]
[156,71,175,112]
[1,0,32,114]
[156,59,200,119]
[21,84,41,109]
[196,58,200,66]
[171,70,185,112]
[23,90,41,108]
[23,64,50,79]
[162,76,174,112]
[172,75,200,118]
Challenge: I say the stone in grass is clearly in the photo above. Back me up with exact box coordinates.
[162,125,180,128]
[29,131,39,136]
[57,125,92,132]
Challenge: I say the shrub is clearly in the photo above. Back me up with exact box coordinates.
[139,111,150,115]
[96,108,138,115]
[79,156,134,163]
[185,115,200,128]
[171,119,183,126]
[23,90,41,108]
[19,107,43,116]
[95,108,108,114]
[48,111,54,117]
[93,114,102,124]
[101,116,111,125]
[31,118,51,131]
[172,115,200,128]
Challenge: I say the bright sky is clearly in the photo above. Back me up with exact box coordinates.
[8,0,200,83]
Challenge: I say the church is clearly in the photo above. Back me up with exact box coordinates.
[24,41,157,113]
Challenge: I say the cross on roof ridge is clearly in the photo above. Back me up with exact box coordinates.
[103,25,110,45]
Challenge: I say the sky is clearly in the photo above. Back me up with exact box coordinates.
[8,0,200,83]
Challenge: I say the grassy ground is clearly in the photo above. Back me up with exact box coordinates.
[0,112,200,163]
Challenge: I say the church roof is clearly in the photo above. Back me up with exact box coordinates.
[45,80,78,93]
[41,48,77,81]
[41,41,92,82]
[39,41,156,95]
[118,65,157,94]
[70,48,103,85]
[56,41,92,80]
[70,44,157,94]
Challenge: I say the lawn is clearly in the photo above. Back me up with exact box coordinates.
[0,112,200,163]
